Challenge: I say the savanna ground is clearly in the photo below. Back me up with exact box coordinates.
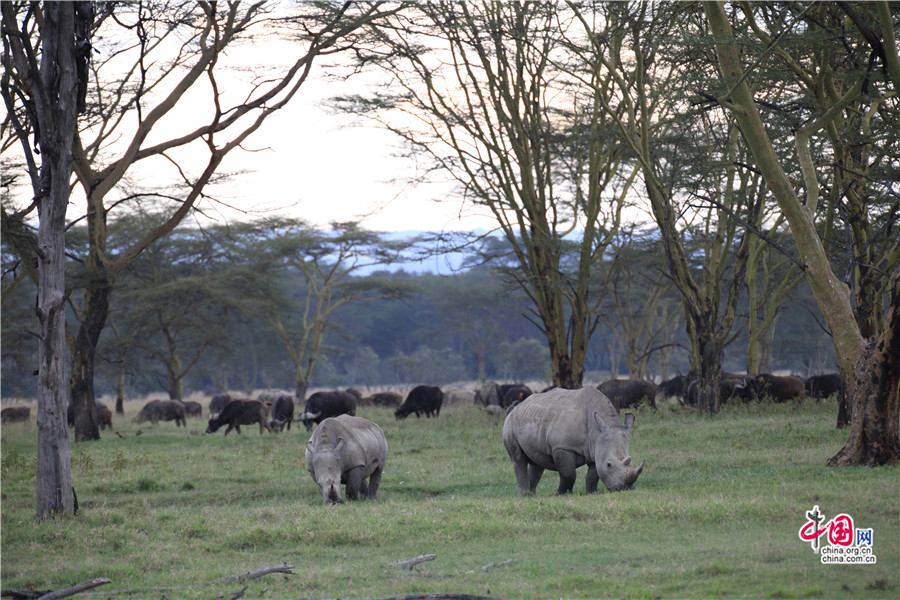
[1,391,898,599]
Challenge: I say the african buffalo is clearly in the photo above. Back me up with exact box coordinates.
[305,414,388,504]
[503,387,645,494]
[395,385,443,419]
[1,406,31,424]
[362,391,403,408]
[657,374,692,400]
[205,399,272,435]
[500,384,533,409]
[134,400,187,427]
[182,401,203,418]
[268,394,295,432]
[97,404,113,430]
[741,373,805,403]
[684,374,752,406]
[475,381,501,406]
[67,401,112,427]
[598,378,657,410]
[298,390,358,431]
[805,373,843,400]
[209,393,232,419]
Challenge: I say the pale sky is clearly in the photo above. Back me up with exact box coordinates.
[208,83,498,233]
[6,10,499,236]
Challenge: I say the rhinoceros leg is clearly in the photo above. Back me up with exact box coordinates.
[552,450,578,495]
[526,464,544,493]
[506,443,536,495]
[367,466,383,500]
[585,464,600,494]
[344,466,365,501]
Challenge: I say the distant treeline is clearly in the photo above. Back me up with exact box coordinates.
[2,224,835,399]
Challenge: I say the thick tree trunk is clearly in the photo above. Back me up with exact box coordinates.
[828,270,900,466]
[70,282,110,442]
[694,332,724,414]
[35,1,80,519]
[705,1,900,465]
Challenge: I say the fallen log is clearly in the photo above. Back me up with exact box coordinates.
[387,554,437,570]
[292,595,507,600]
[71,563,295,596]
[217,563,295,584]
[481,559,517,572]
[37,578,111,600]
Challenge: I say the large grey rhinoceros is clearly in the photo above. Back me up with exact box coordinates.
[305,414,387,504]
[502,387,645,494]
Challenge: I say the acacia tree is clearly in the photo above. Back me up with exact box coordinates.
[1,1,92,517]
[560,2,757,412]
[252,218,415,401]
[110,214,250,401]
[704,1,899,465]
[602,229,682,379]
[343,2,635,388]
[2,1,402,443]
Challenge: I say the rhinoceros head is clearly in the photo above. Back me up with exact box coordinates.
[591,412,645,492]
[306,437,345,504]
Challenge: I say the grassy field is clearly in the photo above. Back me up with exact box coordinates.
[1,393,897,599]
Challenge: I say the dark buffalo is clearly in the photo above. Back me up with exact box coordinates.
[395,385,443,419]
[97,404,112,430]
[500,384,533,408]
[182,401,203,418]
[67,401,111,427]
[268,394,295,432]
[598,379,657,410]
[209,393,232,419]
[475,382,529,408]
[297,390,358,431]
[206,399,272,435]
[657,375,692,400]
[1,406,31,423]
[685,374,753,406]
[362,391,403,408]
[741,373,805,403]
[475,381,501,406]
[805,373,843,400]
[134,400,187,427]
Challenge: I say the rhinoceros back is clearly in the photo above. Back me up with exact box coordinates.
[509,387,620,425]
[503,387,621,462]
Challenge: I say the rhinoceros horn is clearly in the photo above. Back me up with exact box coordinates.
[625,459,645,487]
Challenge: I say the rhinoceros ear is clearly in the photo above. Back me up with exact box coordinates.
[623,412,636,429]
[593,411,609,430]
[335,436,345,451]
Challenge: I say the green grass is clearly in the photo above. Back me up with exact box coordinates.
[1,396,897,599]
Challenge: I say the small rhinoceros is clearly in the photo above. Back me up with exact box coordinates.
[502,387,645,494]
[305,414,388,504]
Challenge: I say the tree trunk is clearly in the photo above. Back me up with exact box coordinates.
[704,0,900,465]
[828,270,900,465]
[35,1,80,519]
[693,322,724,414]
[115,364,125,415]
[70,283,110,442]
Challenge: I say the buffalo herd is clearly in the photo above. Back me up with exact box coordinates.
[2,371,846,504]
[4,371,844,436]
[4,371,843,434]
